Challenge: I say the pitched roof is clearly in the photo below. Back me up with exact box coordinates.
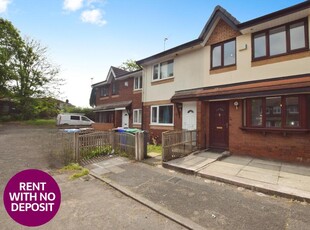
[111,66,129,78]
[238,1,310,29]
[137,2,309,65]
[137,5,239,65]
[93,100,132,112]
[199,5,240,41]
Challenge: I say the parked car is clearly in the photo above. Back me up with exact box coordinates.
[56,113,94,126]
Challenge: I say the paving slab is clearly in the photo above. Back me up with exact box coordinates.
[165,153,310,202]
[281,163,310,176]
[237,169,279,184]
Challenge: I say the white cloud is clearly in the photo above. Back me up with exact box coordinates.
[63,0,83,12]
[0,0,11,13]
[81,9,106,26]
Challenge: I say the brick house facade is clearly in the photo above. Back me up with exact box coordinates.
[92,67,143,130]
[137,2,310,164]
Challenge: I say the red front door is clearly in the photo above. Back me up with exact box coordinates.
[209,101,229,149]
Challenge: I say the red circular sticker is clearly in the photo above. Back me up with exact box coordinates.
[3,169,61,227]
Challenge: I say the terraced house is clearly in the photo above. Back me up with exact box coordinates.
[137,1,310,164]
[92,66,143,130]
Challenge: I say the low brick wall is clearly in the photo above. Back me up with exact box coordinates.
[92,123,114,131]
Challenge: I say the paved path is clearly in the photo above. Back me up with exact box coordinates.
[164,152,310,202]
[89,157,310,230]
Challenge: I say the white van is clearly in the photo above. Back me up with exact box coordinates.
[56,114,95,126]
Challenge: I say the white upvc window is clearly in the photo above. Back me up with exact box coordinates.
[133,109,142,124]
[151,104,174,125]
[152,60,174,81]
[134,76,142,90]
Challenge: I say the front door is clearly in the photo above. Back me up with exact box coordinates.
[209,101,229,149]
[122,110,129,128]
[182,102,197,130]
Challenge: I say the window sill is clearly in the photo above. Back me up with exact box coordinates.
[133,89,142,93]
[111,95,119,98]
[151,77,174,86]
[210,65,236,75]
[252,50,310,67]
[240,126,309,135]
[150,124,174,130]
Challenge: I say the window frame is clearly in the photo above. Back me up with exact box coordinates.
[152,60,174,81]
[133,109,142,124]
[111,81,119,95]
[134,76,143,90]
[100,85,109,97]
[211,38,236,70]
[252,18,309,61]
[245,95,306,129]
[150,104,174,126]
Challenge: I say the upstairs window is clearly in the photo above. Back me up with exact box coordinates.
[253,19,308,60]
[153,60,174,81]
[112,82,119,95]
[134,76,142,90]
[211,39,236,69]
[100,86,109,97]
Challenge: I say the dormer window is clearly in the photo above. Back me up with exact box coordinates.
[153,60,174,81]
[252,19,308,60]
[211,39,236,69]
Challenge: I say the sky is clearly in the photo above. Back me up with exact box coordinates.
[0,0,306,107]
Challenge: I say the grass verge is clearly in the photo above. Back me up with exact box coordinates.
[147,144,162,154]
[61,163,89,179]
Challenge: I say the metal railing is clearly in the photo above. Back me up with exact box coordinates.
[162,130,199,162]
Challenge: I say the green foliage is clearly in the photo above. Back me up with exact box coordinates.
[62,106,95,121]
[61,163,89,180]
[24,119,56,126]
[63,163,83,171]
[70,168,89,179]
[81,145,112,160]
[118,59,141,72]
[1,18,62,120]
[0,18,24,97]
[147,144,162,154]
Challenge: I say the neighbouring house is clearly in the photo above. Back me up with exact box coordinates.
[0,98,18,116]
[137,2,310,164]
[91,66,143,130]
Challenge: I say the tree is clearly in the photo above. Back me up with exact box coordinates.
[118,59,141,72]
[0,18,24,97]
[1,18,62,119]
[10,38,61,119]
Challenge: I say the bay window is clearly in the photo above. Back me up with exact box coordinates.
[151,105,173,125]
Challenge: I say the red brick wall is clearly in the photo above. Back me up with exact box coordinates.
[229,100,310,164]
[142,104,181,144]
[95,77,142,128]
[206,19,241,46]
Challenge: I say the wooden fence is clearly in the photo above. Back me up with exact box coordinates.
[58,130,146,163]
[162,130,199,162]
